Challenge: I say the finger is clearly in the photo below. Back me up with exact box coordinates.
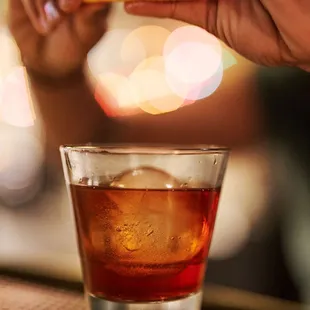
[42,0,62,31]
[21,0,62,34]
[21,0,44,33]
[74,3,111,51]
[57,0,83,13]
[8,0,41,62]
[124,0,208,28]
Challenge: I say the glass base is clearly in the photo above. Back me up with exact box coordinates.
[87,291,202,310]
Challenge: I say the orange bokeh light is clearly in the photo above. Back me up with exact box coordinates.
[130,56,185,114]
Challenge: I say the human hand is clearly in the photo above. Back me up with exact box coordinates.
[125,0,310,70]
[8,0,111,80]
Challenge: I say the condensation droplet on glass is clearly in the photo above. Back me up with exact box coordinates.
[79,177,89,185]
[112,176,120,183]
[213,156,218,165]
[147,229,154,236]
[181,183,188,188]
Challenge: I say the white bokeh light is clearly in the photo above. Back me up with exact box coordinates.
[0,127,44,191]
[0,66,35,128]
[166,61,223,101]
[210,148,270,259]
[165,41,222,85]
[88,29,146,77]
[164,25,222,59]
[0,27,20,80]
[163,25,223,101]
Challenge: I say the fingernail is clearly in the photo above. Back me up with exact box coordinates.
[44,1,60,22]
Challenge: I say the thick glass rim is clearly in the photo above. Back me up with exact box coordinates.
[60,143,230,155]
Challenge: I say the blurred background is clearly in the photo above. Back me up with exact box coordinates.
[0,1,309,308]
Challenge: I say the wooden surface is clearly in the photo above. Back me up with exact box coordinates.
[202,285,305,310]
[0,276,85,310]
[0,273,307,310]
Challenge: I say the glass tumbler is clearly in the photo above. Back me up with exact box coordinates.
[60,145,229,310]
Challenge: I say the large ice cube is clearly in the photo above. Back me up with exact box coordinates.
[90,167,208,276]
[110,166,180,189]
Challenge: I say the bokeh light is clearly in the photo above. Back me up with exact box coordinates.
[163,25,222,59]
[0,126,44,203]
[95,72,140,116]
[163,26,223,101]
[0,66,36,128]
[0,28,20,80]
[88,29,146,77]
[210,204,251,259]
[91,24,228,116]
[135,55,197,109]
[0,126,11,174]
[133,56,164,73]
[165,41,221,85]
[121,25,171,60]
[166,62,223,101]
[130,69,184,115]
[129,56,184,114]
[210,149,270,259]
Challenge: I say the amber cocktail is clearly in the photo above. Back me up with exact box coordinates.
[60,145,229,310]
